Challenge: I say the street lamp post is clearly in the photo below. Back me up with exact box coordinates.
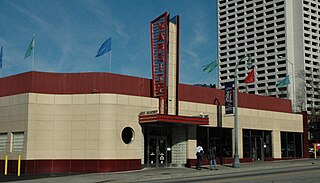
[214,98,222,165]
[233,54,252,168]
[278,56,295,112]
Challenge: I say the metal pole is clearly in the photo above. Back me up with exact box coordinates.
[289,59,295,112]
[214,98,223,165]
[278,56,295,112]
[233,66,240,167]
[285,58,295,112]
[109,51,112,72]
[219,106,222,165]
[32,34,35,71]
[232,55,247,168]
[219,125,222,165]
[207,128,210,150]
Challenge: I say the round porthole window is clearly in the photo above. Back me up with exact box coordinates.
[121,127,134,144]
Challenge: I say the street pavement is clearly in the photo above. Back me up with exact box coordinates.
[1,158,319,182]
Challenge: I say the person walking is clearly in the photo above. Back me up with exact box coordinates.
[195,144,204,170]
[208,145,218,170]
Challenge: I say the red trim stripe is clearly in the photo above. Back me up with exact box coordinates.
[0,71,293,113]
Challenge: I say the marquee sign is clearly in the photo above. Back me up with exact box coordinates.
[151,12,169,97]
[151,12,169,114]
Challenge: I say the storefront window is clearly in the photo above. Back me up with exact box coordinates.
[197,127,232,157]
[288,133,295,157]
[243,130,251,158]
[242,129,272,160]
[281,132,302,158]
[295,133,302,157]
[264,131,272,157]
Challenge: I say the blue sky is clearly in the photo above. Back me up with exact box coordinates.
[0,0,218,85]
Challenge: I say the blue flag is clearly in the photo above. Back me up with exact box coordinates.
[96,37,112,57]
[0,46,3,68]
[25,36,35,59]
[276,75,290,87]
[203,60,218,73]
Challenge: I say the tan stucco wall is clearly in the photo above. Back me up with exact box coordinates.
[0,93,158,160]
[0,93,303,161]
[0,94,28,160]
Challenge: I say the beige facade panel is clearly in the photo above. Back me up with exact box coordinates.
[0,93,156,160]
[0,92,303,162]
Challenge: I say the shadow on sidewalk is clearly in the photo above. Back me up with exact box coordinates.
[0,173,82,182]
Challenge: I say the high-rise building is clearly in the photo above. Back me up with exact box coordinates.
[218,0,320,114]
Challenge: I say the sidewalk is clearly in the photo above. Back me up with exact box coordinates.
[1,158,319,183]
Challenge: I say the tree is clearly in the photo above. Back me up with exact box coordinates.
[296,70,320,119]
[296,69,320,143]
[295,83,306,112]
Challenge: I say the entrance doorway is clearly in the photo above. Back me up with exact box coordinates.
[148,136,168,167]
[243,129,272,161]
[251,136,263,161]
[142,125,172,167]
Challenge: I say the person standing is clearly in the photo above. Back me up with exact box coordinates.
[208,145,218,170]
[213,145,218,170]
[195,145,204,170]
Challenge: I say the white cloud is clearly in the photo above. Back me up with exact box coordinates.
[190,7,209,45]
[181,48,201,67]
[80,1,130,46]
[7,1,51,31]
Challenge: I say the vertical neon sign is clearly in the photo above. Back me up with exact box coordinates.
[151,12,169,114]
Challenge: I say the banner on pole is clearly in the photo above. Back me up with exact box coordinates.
[224,82,234,114]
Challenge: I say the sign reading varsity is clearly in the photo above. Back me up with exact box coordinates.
[151,12,169,114]
[151,12,169,98]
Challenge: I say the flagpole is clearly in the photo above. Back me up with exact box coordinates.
[109,51,112,72]
[32,34,35,71]
[96,37,112,71]
[0,46,2,77]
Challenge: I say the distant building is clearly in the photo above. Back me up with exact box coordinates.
[218,0,320,114]
[193,84,216,88]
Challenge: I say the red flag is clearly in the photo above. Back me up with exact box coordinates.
[244,69,255,83]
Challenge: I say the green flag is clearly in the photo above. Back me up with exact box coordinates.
[203,60,218,73]
[276,75,290,87]
[24,36,35,59]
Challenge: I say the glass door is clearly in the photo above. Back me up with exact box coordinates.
[148,136,167,167]
[251,136,264,161]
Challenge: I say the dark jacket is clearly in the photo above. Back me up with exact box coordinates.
[207,146,216,160]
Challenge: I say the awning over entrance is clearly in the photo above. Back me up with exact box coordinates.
[139,114,209,125]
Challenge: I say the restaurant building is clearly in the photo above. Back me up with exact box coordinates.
[0,12,305,174]
[0,71,304,174]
